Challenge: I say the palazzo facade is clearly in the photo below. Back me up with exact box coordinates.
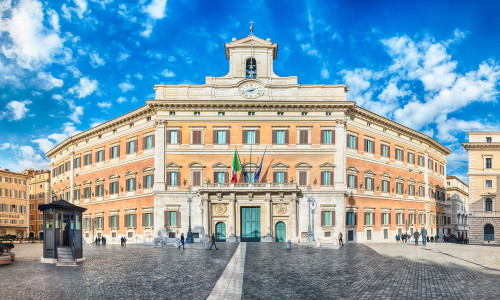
[47,35,450,244]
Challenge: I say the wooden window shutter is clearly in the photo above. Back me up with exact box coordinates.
[109,216,112,228]
[117,145,120,157]
[164,211,169,227]
[346,134,349,147]
[332,130,335,144]
[213,172,217,182]
[320,130,324,144]
[272,130,276,144]
[176,211,181,227]
[389,213,391,225]
[284,172,288,183]
[330,172,334,186]
[133,178,137,190]
[143,136,147,149]
[109,148,112,159]
[321,211,325,226]
[354,212,358,226]
[151,213,154,225]
[133,214,137,228]
[242,130,247,144]
[124,215,129,227]
[109,182,112,193]
[320,171,324,185]
[299,171,307,186]
[402,213,405,225]
[424,214,426,224]
[256,130,260,144]
[380,144,383,156]
[151,174,154,186]
[193,171,201,186]
[166,130,171,144]
[345,212,348,225]
[143,176,146,188]
[95,152,98,162]
[152,134,155,147]
[285,130,289,144]
[126,142,130,154]
[176,172,180,186]
[166,172,171,186]
[273,172,277,183]
[226,130,230,144]
[355,136,358,149]
[177,130,182,144]
[142,213,146,227]
[354,175,358,188]
[373,212,376,226]
[332,211,335,225]
[388,146,391,158]
[213,130,217,144]
[365,177,368,189]
[224,172,229,183]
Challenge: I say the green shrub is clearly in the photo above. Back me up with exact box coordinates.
[2,243,14,252]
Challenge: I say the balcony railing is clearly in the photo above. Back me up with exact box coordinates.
[202,182,300,189]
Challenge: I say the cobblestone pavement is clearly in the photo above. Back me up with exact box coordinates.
[1,242,499,299]
[242,243,500,299]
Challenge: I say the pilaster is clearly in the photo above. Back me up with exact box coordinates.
[153,119,167,192]
[334,118,347,191]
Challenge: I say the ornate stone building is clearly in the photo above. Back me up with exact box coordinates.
[462,132,500,244]
[0,169,29,237]
[27,170,51,238]
[47,34,450,244]
[446,175,469,239]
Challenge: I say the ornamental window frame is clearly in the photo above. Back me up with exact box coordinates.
[320,162,335,186]
[188,162,205,186]
[395,146,404,161]
[364,169,376,191]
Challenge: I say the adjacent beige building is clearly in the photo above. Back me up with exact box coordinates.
[446,176,469,239]
[462,132,500,244]
[0,169,29,237]
[28,170,51,238]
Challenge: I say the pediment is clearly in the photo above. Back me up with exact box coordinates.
[395,175,404,181]
[408,178,416,183]
[381,172,391,178]
[295,161,312,168]
[188,161,205,168]
[225,35,278,59]
[82,180,91,185]
[320,162,335,168]
[346,166,359,172]
[95,177,104,183]
[212,162,230,168]
[125,170,137,176]
[242,162,259,169]
[109,173,119,179]
[272,162,289,168]
[364,169,376,176]
[166,162,182,168]
[142,166,155,173]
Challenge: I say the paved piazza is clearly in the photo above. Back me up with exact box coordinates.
[1,242,499,299]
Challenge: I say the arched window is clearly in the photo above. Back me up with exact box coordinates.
[246,58,257,78]
[485,198,493,211]
[484,224,494,241]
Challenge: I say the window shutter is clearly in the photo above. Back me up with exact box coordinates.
[109,182,112,193]
[151,213,154,225]
[321,211,325,226]
[177,130,182,144]
[213,172,217,183]
[345,212,348,225]
[133,178,137,190]
[166,130,171,144]
[126,142,130,154]
[354,175,358,188]
[213,130,217,144]
[373,212,376,226]
[320,171,324,185]
[388,146,391,158]
[273,172,277,183]
[285,130,289,144]
[355,136,358,149]
[109,148,112,159]
[272,130,276,144]
[329,172,334,186]
[176,211,181,227]
[117,145,120,157]
[299,171,307,186]
[389,213,391,225]
[354,212,358,226]
[166,172,171,186]
[176,172,180,186]
[284,172,288,183]
[143,136,147,149]
[256,130,260,144]
[193,171,201,186]
[95,152,98,163]
[320,130,324,144]
[124,215,129,227]
[242,130,247,144]
[224,172,229,183]
[226,130,230,144]
[332,211,335,225]
[332,130,335,144]
[133,214,137,228]
[142,213,146,227]
[380,212,384,225]
[164,211,169,227]
[365,177,368,190]
[380,144,383,156]
[152,134,155,147]
[143,176,146,188]
[109,216,112,228]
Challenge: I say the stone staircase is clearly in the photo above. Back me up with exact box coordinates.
[56,247,77,267]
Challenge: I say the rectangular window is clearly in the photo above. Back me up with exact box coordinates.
[408,152,414,164]
[246,130,256,144]
[127,178,135,191]
[381,144,389,157]
[298,171,308,186]
[276,130,285,144]
[418,156,424,167]
[216,172,225,183]
[112,146,118,158]
[323,211,331,226]
[383,213,389,225]
[65,161,70,171]
[194,111,200,116]
[169,211,177,226]
[277,112,284,116]
[348,175,357,188]
[364,139,374,153]
[347,212,355,226]
[85,154,91,165]
[364,213,372,225]
[169,172,178,186]
[486,137,492,143]
[365,177,373,190]
[218,112,225,116]
[145,213,152,227]
[322,130,332,144]
[397,213,402,225]
[216,130,226,144]
[275,172,284,183]
[382,180,389,193]
[486,158,492,169]
[298,129,309,144]
[97,150,103,162]
[84,188,90,198]
[145,175,152,188]
[111,215,117,228]
[246,172,255,183]
[145,135,153,149]
[419,214,424,224]
[75,157,81,168]
[96,185,103,196]
[322,171,332,186]
[97,217,102,229]
[128,215,134,228]
[192,171,202,186]
[486,180,493,188]
[191,130,202,144]
[396,182,403,194]
[111,182,118,194]
[396,149,402,161]
[419,186,424,197]
[128,141,136,154]
[170,131,178,144]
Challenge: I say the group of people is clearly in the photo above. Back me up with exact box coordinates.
[395,227,428,245]
[176,233,219,250]
[120,236,127,246]
[94,236,106,245]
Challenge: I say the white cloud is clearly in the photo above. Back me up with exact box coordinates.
[69,77,98,98]
[97,101,112,109]
[135,73,143,80]
[143,0,168,20]
[140,23,153,38]
[14,145,49,170]
[0,100,32,121]
[89,51,105,67]
[0,143,11,150]
[117,52,130,62]
[36,72,63,90]
[161,69,175,78]
[320,66,329,79]
[168,56,176,62]
[52,94,63,101]
[31,122,81,153]
[0,0,64,70]
[61,0,88,21]
[118,82,134,92]
[64,100,84,123]
[117,96,127,103]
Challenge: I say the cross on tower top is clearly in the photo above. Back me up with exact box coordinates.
[249,20,254,35]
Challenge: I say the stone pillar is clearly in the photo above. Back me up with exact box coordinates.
[153,119,167,192]
[262,193,273,242]
[334,119,347,191]
[228,192,236,242]
[291,195,298,241]
[69,151,74,204]
[203,197,209,239]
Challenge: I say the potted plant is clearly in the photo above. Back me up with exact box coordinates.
[1,243,15,261]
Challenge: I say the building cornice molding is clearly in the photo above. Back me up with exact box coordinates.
[462,142,500,150]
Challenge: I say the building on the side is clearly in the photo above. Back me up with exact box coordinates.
[27,170,51,238]
[462,132,500,244]
[0,169,29,237]
[45,34,451,245]
[446,175,469,239]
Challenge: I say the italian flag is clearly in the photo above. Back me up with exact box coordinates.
[231,149,242,183]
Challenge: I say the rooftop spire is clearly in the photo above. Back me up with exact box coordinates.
[249,20,254,35]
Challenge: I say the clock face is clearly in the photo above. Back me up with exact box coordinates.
[239,82,264,99]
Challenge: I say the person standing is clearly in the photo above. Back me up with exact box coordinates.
[120,236,123,246]
[123,236,127,246]
[414,231,420,245]
[178,233,185,250]
[421,227,428,246]
[210,233,218,250]
[338,232,344,247]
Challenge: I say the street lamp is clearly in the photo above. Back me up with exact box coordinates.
[186,186,195,243]
[305,185,316,242]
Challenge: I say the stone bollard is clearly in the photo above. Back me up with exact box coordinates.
[175,240,180,248]
[316,239,321,247]
[286,240,292,250]
[205,240,210,250]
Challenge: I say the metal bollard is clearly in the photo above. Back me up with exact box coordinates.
[286,240,291,250]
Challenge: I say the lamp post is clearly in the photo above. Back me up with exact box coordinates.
[305,185,316,242]
[186,186,195,243]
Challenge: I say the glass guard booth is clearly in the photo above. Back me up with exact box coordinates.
[38,200,87,260]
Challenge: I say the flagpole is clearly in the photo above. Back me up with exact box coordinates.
[249,143,252,183]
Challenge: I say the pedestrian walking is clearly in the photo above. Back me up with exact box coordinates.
[210,233,218,250]
[95,237,98,245]
[178,233,185,250]
[414,231,420,245]
[338,232,344,246]
[123,237,127,246]
[421,227,428,246]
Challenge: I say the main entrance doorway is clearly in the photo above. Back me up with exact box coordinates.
[241,207,261,242]
[215,222,226,242]
[275,222,286,242]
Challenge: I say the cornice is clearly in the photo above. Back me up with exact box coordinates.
[146,100,355,111]
[462,142,500,150]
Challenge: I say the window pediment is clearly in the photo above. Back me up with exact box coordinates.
[364,169,376,176]
[109,173,120,180]
[381,172,391,178]
[272,162,289,168]
[395,176,404,182]
[188,161,206,168]
[408,178,416,183]
[82,180,91,186]
[142,166,155,173]
[347,166,359,174]
[242,162,259,171]
[295,161,312,169]
[125,171,137,179]
[166,162,182,168]
[95,177,104,183]
[211,162,229,168]
[320,162,335,169]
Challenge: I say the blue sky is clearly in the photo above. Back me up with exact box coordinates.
[0,0,499,182]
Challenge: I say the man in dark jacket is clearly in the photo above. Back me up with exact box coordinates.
[210,233,218,250]
[178,233,185,249]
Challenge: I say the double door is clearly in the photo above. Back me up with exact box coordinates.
[241,207,261,242]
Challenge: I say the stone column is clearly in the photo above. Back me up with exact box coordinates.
[424,151,430,229]
[203,197,209,239]
[228,192,236,242]
[153,119,167,192]
[291,194,298,241]
[263,193,273,242]
[334,119,347,191]
[69,150,74,204]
